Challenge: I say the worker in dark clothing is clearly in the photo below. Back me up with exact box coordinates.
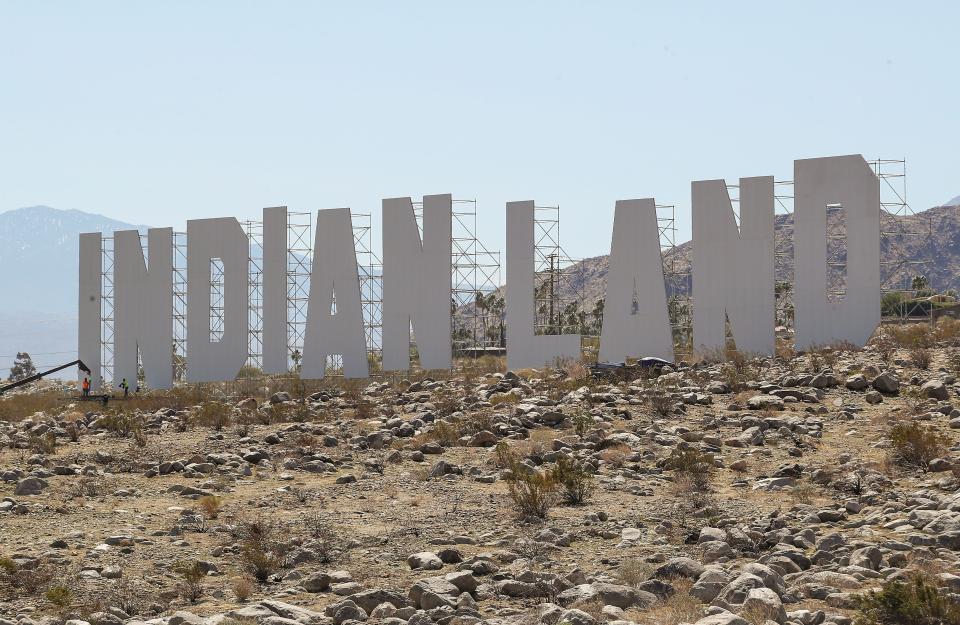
[119,377,129,398]
[82,377,90,398]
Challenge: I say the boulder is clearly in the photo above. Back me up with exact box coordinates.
[408,552,444,570]
[14,477,48,496]
[871,372,900,394]
[921,380,950,401]
[742,587,787,624]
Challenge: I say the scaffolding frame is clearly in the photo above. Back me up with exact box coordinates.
[657,204,690,351]
[242,220,264,370]
[532,205,589,337]
[352,213,384,356]
[412,199,503,356]
[287,212,312,369]
[871,158,934,322]
[99,235,115,386]
[173,232,188,381]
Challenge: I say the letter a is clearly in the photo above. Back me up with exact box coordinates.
[598,199,673,363]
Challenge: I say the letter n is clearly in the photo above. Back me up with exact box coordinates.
[692,177,774,357]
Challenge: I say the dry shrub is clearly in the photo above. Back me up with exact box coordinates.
[489,393,519,407]
[571,597,605,623]
[618,558,652,587]
[599,443,632,468]
[719,363,747,393]
[302,513,343,563]
[100,411,141,438]
[428,421,461,446]
[198,495,222,519]
[194,402,233,430]
[934,317,960,343]
[872,333,897,363]
[887,422,950,472]
[0,390,64,422]
[643,577,701,625]
[726,349,750,374]
[44,585,73,611]
[647,389,674,417]
[0,557,55,596]
[887,323,934,349]
[775,341,796,363]
[232,576,255,602]
[235,516,288,581]
[789,483,818,505]
[908,347,932,370]
[664,448,714,507]
[741,601,778,625]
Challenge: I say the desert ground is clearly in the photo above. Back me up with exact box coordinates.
[2,322,960,625]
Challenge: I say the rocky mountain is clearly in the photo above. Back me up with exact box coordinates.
[0,205,145,314]
[545,204,960,315]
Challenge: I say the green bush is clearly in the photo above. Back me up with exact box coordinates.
[240,544,282,582]
[888,422,950,472]
[855,573,960,625]
[45,585,73,610]
[664,447,714,492]
[496,442,558,519]
[173,560,205,602]
[551,454,594,505]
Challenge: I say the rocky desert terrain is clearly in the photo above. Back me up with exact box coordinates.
[3,322,960,625]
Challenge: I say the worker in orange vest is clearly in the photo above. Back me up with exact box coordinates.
[82,377,90,398]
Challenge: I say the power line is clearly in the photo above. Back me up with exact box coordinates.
[0,350,76,359]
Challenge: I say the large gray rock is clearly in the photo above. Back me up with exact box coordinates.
[348,589,408,613]
[742,587,786,624]
[556,582,654,609]
[849,546,883,571]
[714,573,765,607]
[408,577,460,608]
[14,477,48,496]
[921,379,950,401]
[690,568,732,603]
[557,609,596,625]
[408,552,443,570]
[693,611,749,625]
[845,374,869,390]
[302,571,330,592]
[871,371,900,394]
[654,557,706,580]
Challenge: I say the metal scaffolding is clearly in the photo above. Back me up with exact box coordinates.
[532,205,588,337]
[352,212,384,356]
[243,220,264,370]
[657,204,690,350]
[452,200,502,354]
[173,232,188,381]
[871,158,934,322]
[100,235,115,386]
[209,258,225,343]
[287,211,312,369]
[412,198,503,356]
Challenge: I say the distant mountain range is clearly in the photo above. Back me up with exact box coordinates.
[533,203,960,318]
[0,206,144,374]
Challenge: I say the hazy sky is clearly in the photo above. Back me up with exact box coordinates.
[1,1,957,259]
